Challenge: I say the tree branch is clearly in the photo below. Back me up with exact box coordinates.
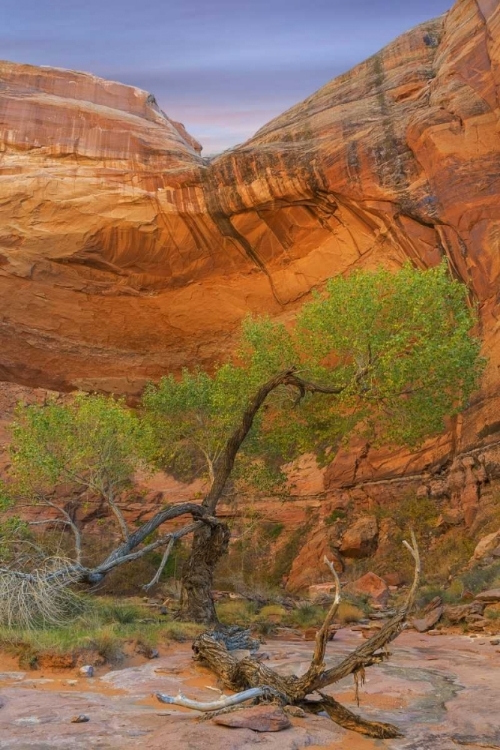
[143,535,176,591]
[105,487,130,542]
[202,369,348,515]
[31,499,83,565]
[309,556,341,672]
[156,686,283,711]
[304,531,420,693]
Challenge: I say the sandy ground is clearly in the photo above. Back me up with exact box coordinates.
[0,629,499,749]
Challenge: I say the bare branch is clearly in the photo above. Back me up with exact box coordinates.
[309,556,342,672]
[143,535,176,591]
[156,686,282,712]
[42,500,83,564]
[105,488,130,542]
[301,693,402,739]
[92,521,201,576]
[305,533,421,693]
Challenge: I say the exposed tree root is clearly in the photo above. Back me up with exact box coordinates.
[158,533,420,739]
[300,694,403,738]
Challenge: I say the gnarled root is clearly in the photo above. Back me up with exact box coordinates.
[300,693,403,739]
[160,534,420,739]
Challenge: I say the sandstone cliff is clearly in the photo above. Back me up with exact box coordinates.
[0,0,500,586]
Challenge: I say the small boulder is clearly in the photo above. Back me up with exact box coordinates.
[473,531,500,561]
[382,572,405,588]
[308,583,337,600]
[412,604,444,633]
[71,715,90,723]
[79,665,94,678]
[444,604,471,624]
[340,516,379,559]
[346,572,389,605]
[435,509,463,529]
[213,705,291,732]
[475,589,500,603]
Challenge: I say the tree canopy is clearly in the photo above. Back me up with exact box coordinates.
[144,262,482,483]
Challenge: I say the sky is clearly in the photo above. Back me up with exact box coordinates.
[1,0,452,154]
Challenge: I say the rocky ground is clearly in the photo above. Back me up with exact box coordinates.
[0,629,499,750]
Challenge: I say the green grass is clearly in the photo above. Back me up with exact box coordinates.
[0,596,204,669]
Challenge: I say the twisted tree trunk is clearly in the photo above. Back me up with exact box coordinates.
[179,368,345,622]
[179,522,230,624]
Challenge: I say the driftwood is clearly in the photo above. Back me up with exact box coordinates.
[157,533,421,739]
[156,686,284,711]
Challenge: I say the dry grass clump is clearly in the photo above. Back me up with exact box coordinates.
[336,602,365,624]
[216,599,257,626]
[0,557,85,629]
[258,604,287,622]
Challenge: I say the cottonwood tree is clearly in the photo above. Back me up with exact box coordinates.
[0,263,482,627]
[145,262,482,622]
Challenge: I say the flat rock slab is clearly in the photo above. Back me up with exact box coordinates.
[475,588,500,602]
[213,705,291,732]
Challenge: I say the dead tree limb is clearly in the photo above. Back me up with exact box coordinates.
[299,693,402,739]
[156,686,284,711]
[167,535,420,738]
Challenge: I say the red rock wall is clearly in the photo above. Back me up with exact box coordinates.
[0,0,499,586]
[0,0,498,399]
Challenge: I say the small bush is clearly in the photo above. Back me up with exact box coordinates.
[258,604,287,621]
[254,619,277,636]
[216,600,257,626]
[460,562,500,594]
[162,621,204,641]
[262,522,284,541]
[336,602,364,624]
[289,603,326,629]
[485,608,500,621]
[324,509,347,526]
[98,601,144,624]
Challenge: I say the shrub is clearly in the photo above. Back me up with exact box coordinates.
[289,603,326,628]
[460,562,500,593]
[336,602,365,624]
[216,600,257,626]
[258,604,287,622]
[324,509,347,526]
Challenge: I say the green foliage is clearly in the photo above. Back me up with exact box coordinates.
[0,599,204,667]
[7,393,146,501]
[0,517,31,562]
[143,261,481,502]
[262,522,284,540]
[216,599,257,626]
[0,262,483,607]
[324,509,347,526]
[460,561,500,594]
[289,603,326,628]
[254,262,482,449]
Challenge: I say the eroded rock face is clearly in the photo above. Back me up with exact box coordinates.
[340,516,379,559]
[0,0,499,403]
[1,0,500,588]
[345,572,389,605]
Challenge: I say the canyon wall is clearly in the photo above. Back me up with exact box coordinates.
[0,0,500,585]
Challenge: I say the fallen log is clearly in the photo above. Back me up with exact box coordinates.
[157,532,420,738]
